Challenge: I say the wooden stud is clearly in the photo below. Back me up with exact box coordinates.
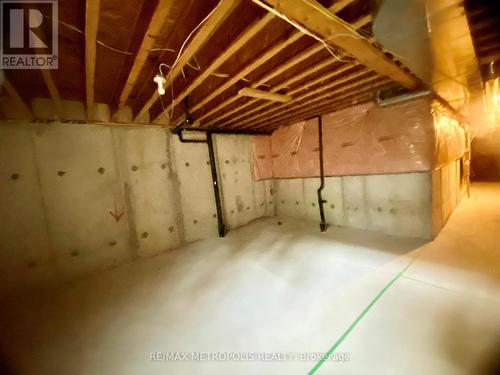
[152,12,274,123]
[135,0,240,122]
[251,0,419,89]
[85,0,100,120]
[118,0,175,107]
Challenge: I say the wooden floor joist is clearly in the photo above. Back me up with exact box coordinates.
[248,76,383,129]
[202,57,342,126]
[227,67,371,128]
[135,0,240,122]
[197,13,372,127]
[221,61,360,127]
[252,79,390,129]
[241,73,382,129]
[172,0,364,127]
[252,78,390,130]
[85,0,100,120]
[118,0,175,108]
[251,0,419,90]
[152,12,275,123]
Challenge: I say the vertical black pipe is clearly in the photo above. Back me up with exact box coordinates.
[207,132,226,237]
[317,116,327,232]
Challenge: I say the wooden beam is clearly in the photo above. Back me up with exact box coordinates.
[186,30,303,117]
[248,76,383,129]
[221,62,359,127]
[135,0,239,122]
[265,92,376,130]
[204,58,342,126]
[252,0,419,89]
[2,78,34,120]
[239,87,291,102]
[193,13,372,127]
[118,0,175,107]
[240,73,382,129]
[40,69,64,119]
[85,0,100,120]
[226,65,367,127]
[252,79,390,130]
[329,0,356,13]
[152,12,274,123]
[251,79,387,130]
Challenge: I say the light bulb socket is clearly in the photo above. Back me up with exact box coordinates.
[153,74,167,96]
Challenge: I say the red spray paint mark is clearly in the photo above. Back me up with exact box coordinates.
[108,210,124,222]
[109,192,124,222]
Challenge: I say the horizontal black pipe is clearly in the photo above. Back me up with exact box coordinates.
[173,126,271,136]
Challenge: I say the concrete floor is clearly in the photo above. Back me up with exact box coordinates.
[1,183,500,375]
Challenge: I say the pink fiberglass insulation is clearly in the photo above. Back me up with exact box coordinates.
[251,135,273,180]
[251,97,466,179]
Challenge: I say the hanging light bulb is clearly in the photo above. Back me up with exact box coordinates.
[153,74,166,96]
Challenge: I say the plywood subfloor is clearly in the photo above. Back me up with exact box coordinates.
[1,183,500,374]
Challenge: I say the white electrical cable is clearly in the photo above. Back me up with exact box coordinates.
[250,0,357,63]
[170,1,223,72]
[156,0,224,120]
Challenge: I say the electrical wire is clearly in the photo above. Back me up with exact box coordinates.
[170,1,223,72]
[156,0,224,120]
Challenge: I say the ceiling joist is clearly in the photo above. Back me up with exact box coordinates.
[228,65,368,127]
[253,78,390,130]
[153,12,275,123]
[118,0,175,108]
[174,3,370,128]
[85,0,100,120]
[135,0,240,122]
[195,13,372,128]
[251,0,419,90]
[240,72,381,129]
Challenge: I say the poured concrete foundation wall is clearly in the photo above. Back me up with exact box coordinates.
[0,122,275,297]
[274,172,433,239]
[432,159,464,237]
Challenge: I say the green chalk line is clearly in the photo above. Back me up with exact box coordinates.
[307,254,419,375]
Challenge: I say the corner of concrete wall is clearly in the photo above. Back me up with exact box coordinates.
[432,159,464,238]
[0,122,275,298]
[274,172,433,239]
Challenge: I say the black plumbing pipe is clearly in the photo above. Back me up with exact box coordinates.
[174,126,271,136]
[317,115,327,232]
[206,132,225,238]
[173,128,225,238]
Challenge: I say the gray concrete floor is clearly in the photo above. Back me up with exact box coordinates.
[1,183,500,375]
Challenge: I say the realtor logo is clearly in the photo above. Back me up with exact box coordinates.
[1,0,58,69]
